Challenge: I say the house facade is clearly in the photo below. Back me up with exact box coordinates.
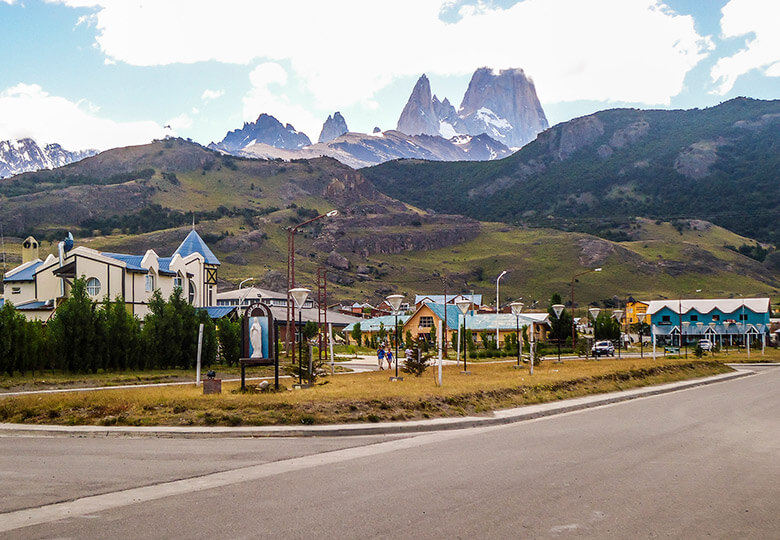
[1,230,220,321]
[626,298,650,325]
[647,298,771,347]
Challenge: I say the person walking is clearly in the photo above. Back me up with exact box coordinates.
[377,345,386,370]
[386,349,394,370]
[405,346,414,367]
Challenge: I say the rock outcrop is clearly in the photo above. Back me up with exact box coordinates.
[318,112,349,143]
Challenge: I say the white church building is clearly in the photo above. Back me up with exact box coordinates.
[1,230,220,321]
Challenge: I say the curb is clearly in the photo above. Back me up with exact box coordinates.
[0,370,756,439]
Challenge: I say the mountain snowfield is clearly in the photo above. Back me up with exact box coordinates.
[0,138,97,178]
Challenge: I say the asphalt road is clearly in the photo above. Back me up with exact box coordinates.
[1,366,779,539]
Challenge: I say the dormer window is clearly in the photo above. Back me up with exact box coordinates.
[145,273,155,292]
[173,273,183,290]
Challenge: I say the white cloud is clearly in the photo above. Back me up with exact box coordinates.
[710,0,780,94]
[51,0,710,107]
[243,63,322,141]
[201,89,224,103]
[166,113,193,130]
[0,83,167,150]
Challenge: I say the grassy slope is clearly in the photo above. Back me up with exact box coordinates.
[1,139,778,307]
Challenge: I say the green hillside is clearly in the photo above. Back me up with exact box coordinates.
[1,138,778,308]
[363,98,780,245]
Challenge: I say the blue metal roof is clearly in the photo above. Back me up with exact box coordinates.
[3,260,43,282]
[157,257,178,277]
[425,303,468,330]
[101,253,146,272]
[197,306,236,319]
[16,300,54,311]
[174,230,220,266]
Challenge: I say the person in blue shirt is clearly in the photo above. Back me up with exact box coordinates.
[377,345,386,370]
[386,348,394,370]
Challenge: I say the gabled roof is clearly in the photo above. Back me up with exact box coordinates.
[173,230,220,266]
[415,294,482,306]
[3,259,43,282]
[647,298,770,316]
[425,303,469,330]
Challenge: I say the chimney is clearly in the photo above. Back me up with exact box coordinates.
[22,236,39,264]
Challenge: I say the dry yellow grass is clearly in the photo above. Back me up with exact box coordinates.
[0,357,731,427]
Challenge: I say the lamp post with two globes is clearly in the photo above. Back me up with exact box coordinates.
[588,307,600,359]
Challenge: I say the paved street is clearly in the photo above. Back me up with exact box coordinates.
[1,366,779,539]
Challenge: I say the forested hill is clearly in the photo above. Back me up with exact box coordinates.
[363,98,780,245]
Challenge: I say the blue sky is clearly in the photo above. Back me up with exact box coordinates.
[0,0,778,150]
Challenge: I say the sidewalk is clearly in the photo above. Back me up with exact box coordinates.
[0,369,758,439]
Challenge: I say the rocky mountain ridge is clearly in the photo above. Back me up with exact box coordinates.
[210,114,311,153]
[396,68,549,148]
[0,138,97,179]
[239,129,510,169]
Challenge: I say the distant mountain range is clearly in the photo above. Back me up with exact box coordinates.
[363,97,780,246]
[209,66,548,168]
[0,138,97,178]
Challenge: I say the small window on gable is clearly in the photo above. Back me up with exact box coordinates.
[662,315,671,323]
[86,277,101,297]
[739,313,748,321]
[173,274,183,290]
[11,287,21,294]
[690,315,698,321]
[145,273,155,292]
[712,315,720,321]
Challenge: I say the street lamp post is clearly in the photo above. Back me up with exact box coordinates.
[455,298,471,374]
[588,307,600,359]
[289,287,311,387]
[613,309,624,359]
[386,294,404,381]
[496,270,508,347]
[286,210,338,367]
[510,301,524,370]
[552,303,565,363]
[570,268,602,347]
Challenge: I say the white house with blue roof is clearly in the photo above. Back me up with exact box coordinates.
[1,229,220,320]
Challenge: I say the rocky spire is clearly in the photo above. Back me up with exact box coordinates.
[396,74,440,136]
[318,111,349,143]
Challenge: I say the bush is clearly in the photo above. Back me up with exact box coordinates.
[402,347,430,377]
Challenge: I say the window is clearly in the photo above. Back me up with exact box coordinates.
[419,316,434,328]
[661,315,671,324]
[11,287,20,295]
[739,313,748,321]
[188,280,196,304]
[173,274,183,290]
[690,315,698,321]
[712,315,720,321]
[86,277,101,297]
[145,273,155,292]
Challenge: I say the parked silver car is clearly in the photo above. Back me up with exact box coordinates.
[591,340,615,357]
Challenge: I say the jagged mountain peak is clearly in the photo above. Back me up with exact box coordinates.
[318,111,349,143]
[396,66,548,148]
[212,113,311,152]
